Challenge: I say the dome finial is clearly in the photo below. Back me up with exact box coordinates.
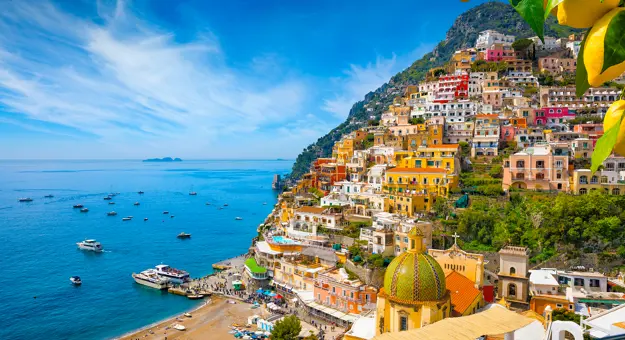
[407,227,425,253]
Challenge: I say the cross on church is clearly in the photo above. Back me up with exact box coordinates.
[452,232,460,245]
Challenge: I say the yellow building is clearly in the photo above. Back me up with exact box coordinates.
[332,137,355,165]
[376,227,451,334]
[428,239,485,288]
[571,169,625,195]
[395,144,461,176]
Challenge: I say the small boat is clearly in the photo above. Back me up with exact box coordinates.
[170,215,175,218]
[127,216,134,219]
[44,195,54,198]
[18,198,33,202]
[134,202,140,206]
[173,324,186,331]
[189,192,197,196]
[104,196,112,200]
[73,204,84,209]
[177,232,191,239]
[235,217,243,220]
[263,202,267,205]
[187,294,204,300]
[184,313,192,318]
[122,217,131,221]
[132,269,169,289]
[138,191,144,195]
[163,211,169,215]
[108,202,115,205]
[70,276,82,285]
[80,208,89,213]
[223,204,228,207]
[205,202,210,205]
[107,211,117,216]
[144,218,148,221]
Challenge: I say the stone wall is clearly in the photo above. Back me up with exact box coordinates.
[345,259,386,288]
[327,234,355,247]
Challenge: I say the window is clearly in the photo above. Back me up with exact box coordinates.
[556,304,563,308]
[515,173,525,180]
[579,188,588,195]
[590,279,601,288]
[615,188,622,195]
[508,283,517,297]
[579,176,588,184]
[332,287,336,293]
[516,160,525,168]
[591,176,598,184]
[574,278,585,286]
[400,316,408,331]
[404,237,408,243]
[536,160,544,169]
[602,176,608,184]
[510,267,516,275]
[536,173,545,180]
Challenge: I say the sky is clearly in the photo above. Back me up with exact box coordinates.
[0,0,493,159]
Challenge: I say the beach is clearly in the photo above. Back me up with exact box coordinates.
[118,297,259,340]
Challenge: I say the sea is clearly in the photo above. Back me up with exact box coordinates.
[0,159,291,340]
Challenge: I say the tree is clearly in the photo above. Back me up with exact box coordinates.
[511,38,533,52]
[271,315,302,340]
[302,332,319,340]
[433,68,446,77]
[458,142,470,158]
[409,117,425,125]
[488,164,503,179]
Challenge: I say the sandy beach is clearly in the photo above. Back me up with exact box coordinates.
[117,297,259,340]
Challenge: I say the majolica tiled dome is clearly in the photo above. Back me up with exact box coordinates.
[383,228,447,304]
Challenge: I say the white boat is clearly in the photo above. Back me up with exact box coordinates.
[154,264,190,284]
[132,269,169,290]
[77,239,103,252]
[184,313,192,318]
[173,324,186,331]
[70,276,82,285]
[235,217,243,220]
[122,217,131,221]
[107,211,117,216]
[80,208,89,213]
[134,202,140,206]
[177,232,191,239]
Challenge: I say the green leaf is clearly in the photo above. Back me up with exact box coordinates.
[544,0,564,20]
[510,0,546,43]
[591,121,622,173]
[601,10,625,73]
[576,29,592,97]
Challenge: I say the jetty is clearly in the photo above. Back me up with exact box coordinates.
[212,253,247,271]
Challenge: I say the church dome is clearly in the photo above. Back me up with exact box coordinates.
[383,227,447,304]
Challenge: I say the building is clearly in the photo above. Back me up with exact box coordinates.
[498,246,529,305]
[529,36,559,51]
[538,56,577,74]
[394,219,433,255]
[534,107,575,126]
[469,72,498,97]
[573,123,604,144]
[384,167,456,216]
[475,30,515,51]
[420,100,477,123]
[566,40,581,58]
[444,121,474,144]
[502,144,570,191]
[428,239,486,288]
[434,74,469,103]
[571,138,593,159]
[471,114,500,157]
[446,271,485,316]
[395,144,461,175]
[484,43,518,62]
[449,48,478,74]
[482,86,504,108]
[572,169,625,195]
[506,59,533,73]
[539,87,619,111]
[506,71,539,87]
[375,227,451,335]
[289,206,344,238]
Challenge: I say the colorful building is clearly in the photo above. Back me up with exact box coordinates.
[534,107,574,126]
[484,43,517,62]
[472,114,500,157]
[503,144,570,191]
[445,271,485,316]
[571,169,625,195]
[434,74,469,103]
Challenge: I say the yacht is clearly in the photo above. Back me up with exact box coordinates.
[104,196,112,201]
[134,202,140,206]
[77,239,103,252]
[107,211,117,216]
[235,217,243,220]
[132,269,169,290]
[154,264,190,284]
[70,276,82,285]
[18,198,33,202]
[44,195,54,198]
[122,217,131,221]
[80,208,89,213]
[177,232,191,239]
[73,204,84,209]
[170,215,175,218]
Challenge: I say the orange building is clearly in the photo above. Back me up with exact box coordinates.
[529,295,574,315]
[310,158,347,193]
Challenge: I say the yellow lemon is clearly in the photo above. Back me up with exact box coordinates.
[557,0,619,28]
[603,100,625,156]
[584,8,625,87]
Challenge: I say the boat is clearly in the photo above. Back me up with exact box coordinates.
[104,196,112,200]
[134,202,140,206]
[154,264,190,284]
[107,211,117,216]
[144,218,148,221]
[138,191,144,194]
[73,204,84,209]
[122,217,131,221]
[205,202,210,205]
[235,217,243,220]
[70,276,82,285]
[189,185,197,196]
[18,198,33,202]
[80,208,89,213]
[131,269,169,290]
[173,324,186,331]
[170,215,175,218]
[77,239,103,252]
[263,202,267,205]
[218,207,223,210]
[177,232,191,239]
[163,211,169,214]
[224,204,229,207]
[187,294,204,300]
[108,202,115,205]
[44,195,54,198]
[184,313,192,318]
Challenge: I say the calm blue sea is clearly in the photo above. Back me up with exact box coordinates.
[0,160,290,340]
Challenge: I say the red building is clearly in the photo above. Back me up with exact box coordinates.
[310,158,347,193]
[434,74,469,103]
[534,107,575,126]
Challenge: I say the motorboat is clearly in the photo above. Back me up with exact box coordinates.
[223,204,229,207]
[104,196,112,201]
[235,217,243,220]
[70,276,82,285]
[154,264,190,284]
[107,211,117,216]
[77,239,103,252]
[170,215,175,218]
[184,313,192,318]
[189,192,197,196]
[187,294,204,300]
[80,208,89,213]
[163,211,169,215]
[73,204,84,209]
[138,191,144,194]
[108,202,115,205]
[127,216,133,219]
[144,218,148,221]
[173,324,186,331]
[177,232,191,239]
[18,198,33,202]
[134,202,140,206]
[122,217,131,221]
[44,195,54,198]
[132,269,169,289]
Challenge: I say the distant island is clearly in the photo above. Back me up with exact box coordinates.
[143,157,182,162]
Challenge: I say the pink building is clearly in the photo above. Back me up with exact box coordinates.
[503,144,570,192]
[484,44,517,62]
[533,107,575,126]
[500,125,517,142]
[573,123,604,147]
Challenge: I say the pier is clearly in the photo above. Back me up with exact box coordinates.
[211,253,247,271]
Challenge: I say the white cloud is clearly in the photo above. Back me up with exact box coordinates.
[0,0,309,158]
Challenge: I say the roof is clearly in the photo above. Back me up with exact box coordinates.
[583,303,625,335]
[529,270,559,286]
[297,206,326,214]
[255,241,281,255]
[383,252,447,304]
[345,312,377,340]
[386,167,447,174]
[244,258,267,274]
[372,305,536,340]
[301,246,338,263]
[446,271,482,315]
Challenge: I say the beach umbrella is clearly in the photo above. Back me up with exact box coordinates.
[256,288,264,293]
[332,243,341,250]
[275,294,283,299]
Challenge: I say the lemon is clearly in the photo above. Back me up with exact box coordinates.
[557,0,619,28]
[584,8,625,87]
[603,100,625,156]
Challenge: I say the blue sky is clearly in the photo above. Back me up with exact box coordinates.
[0,0,493,159]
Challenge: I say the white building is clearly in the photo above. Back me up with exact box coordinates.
[506,72,539,87]
[444,121,475,144]
[420,100,477,123]
[475,30,515,51]
[529,269,560,295]
[469,72,498,97]
[566,40,581,58]
[529,36,559,51]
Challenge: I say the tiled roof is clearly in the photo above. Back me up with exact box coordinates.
[297,206,326,214]
[446,271,482,315]
[386,167,447,174]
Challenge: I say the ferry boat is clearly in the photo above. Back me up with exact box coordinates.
[177,232,191,239]
[18,198,33,202]
[77,239,103,252]
[134,202,140,206]
[73,204,84,209]
[70,276,82,285]
[104,196,112,200]
[44,195,54,198]
[107,211,117,216]
[80,208,89,213]
[132,269,169,290]
[155,264,190,284]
